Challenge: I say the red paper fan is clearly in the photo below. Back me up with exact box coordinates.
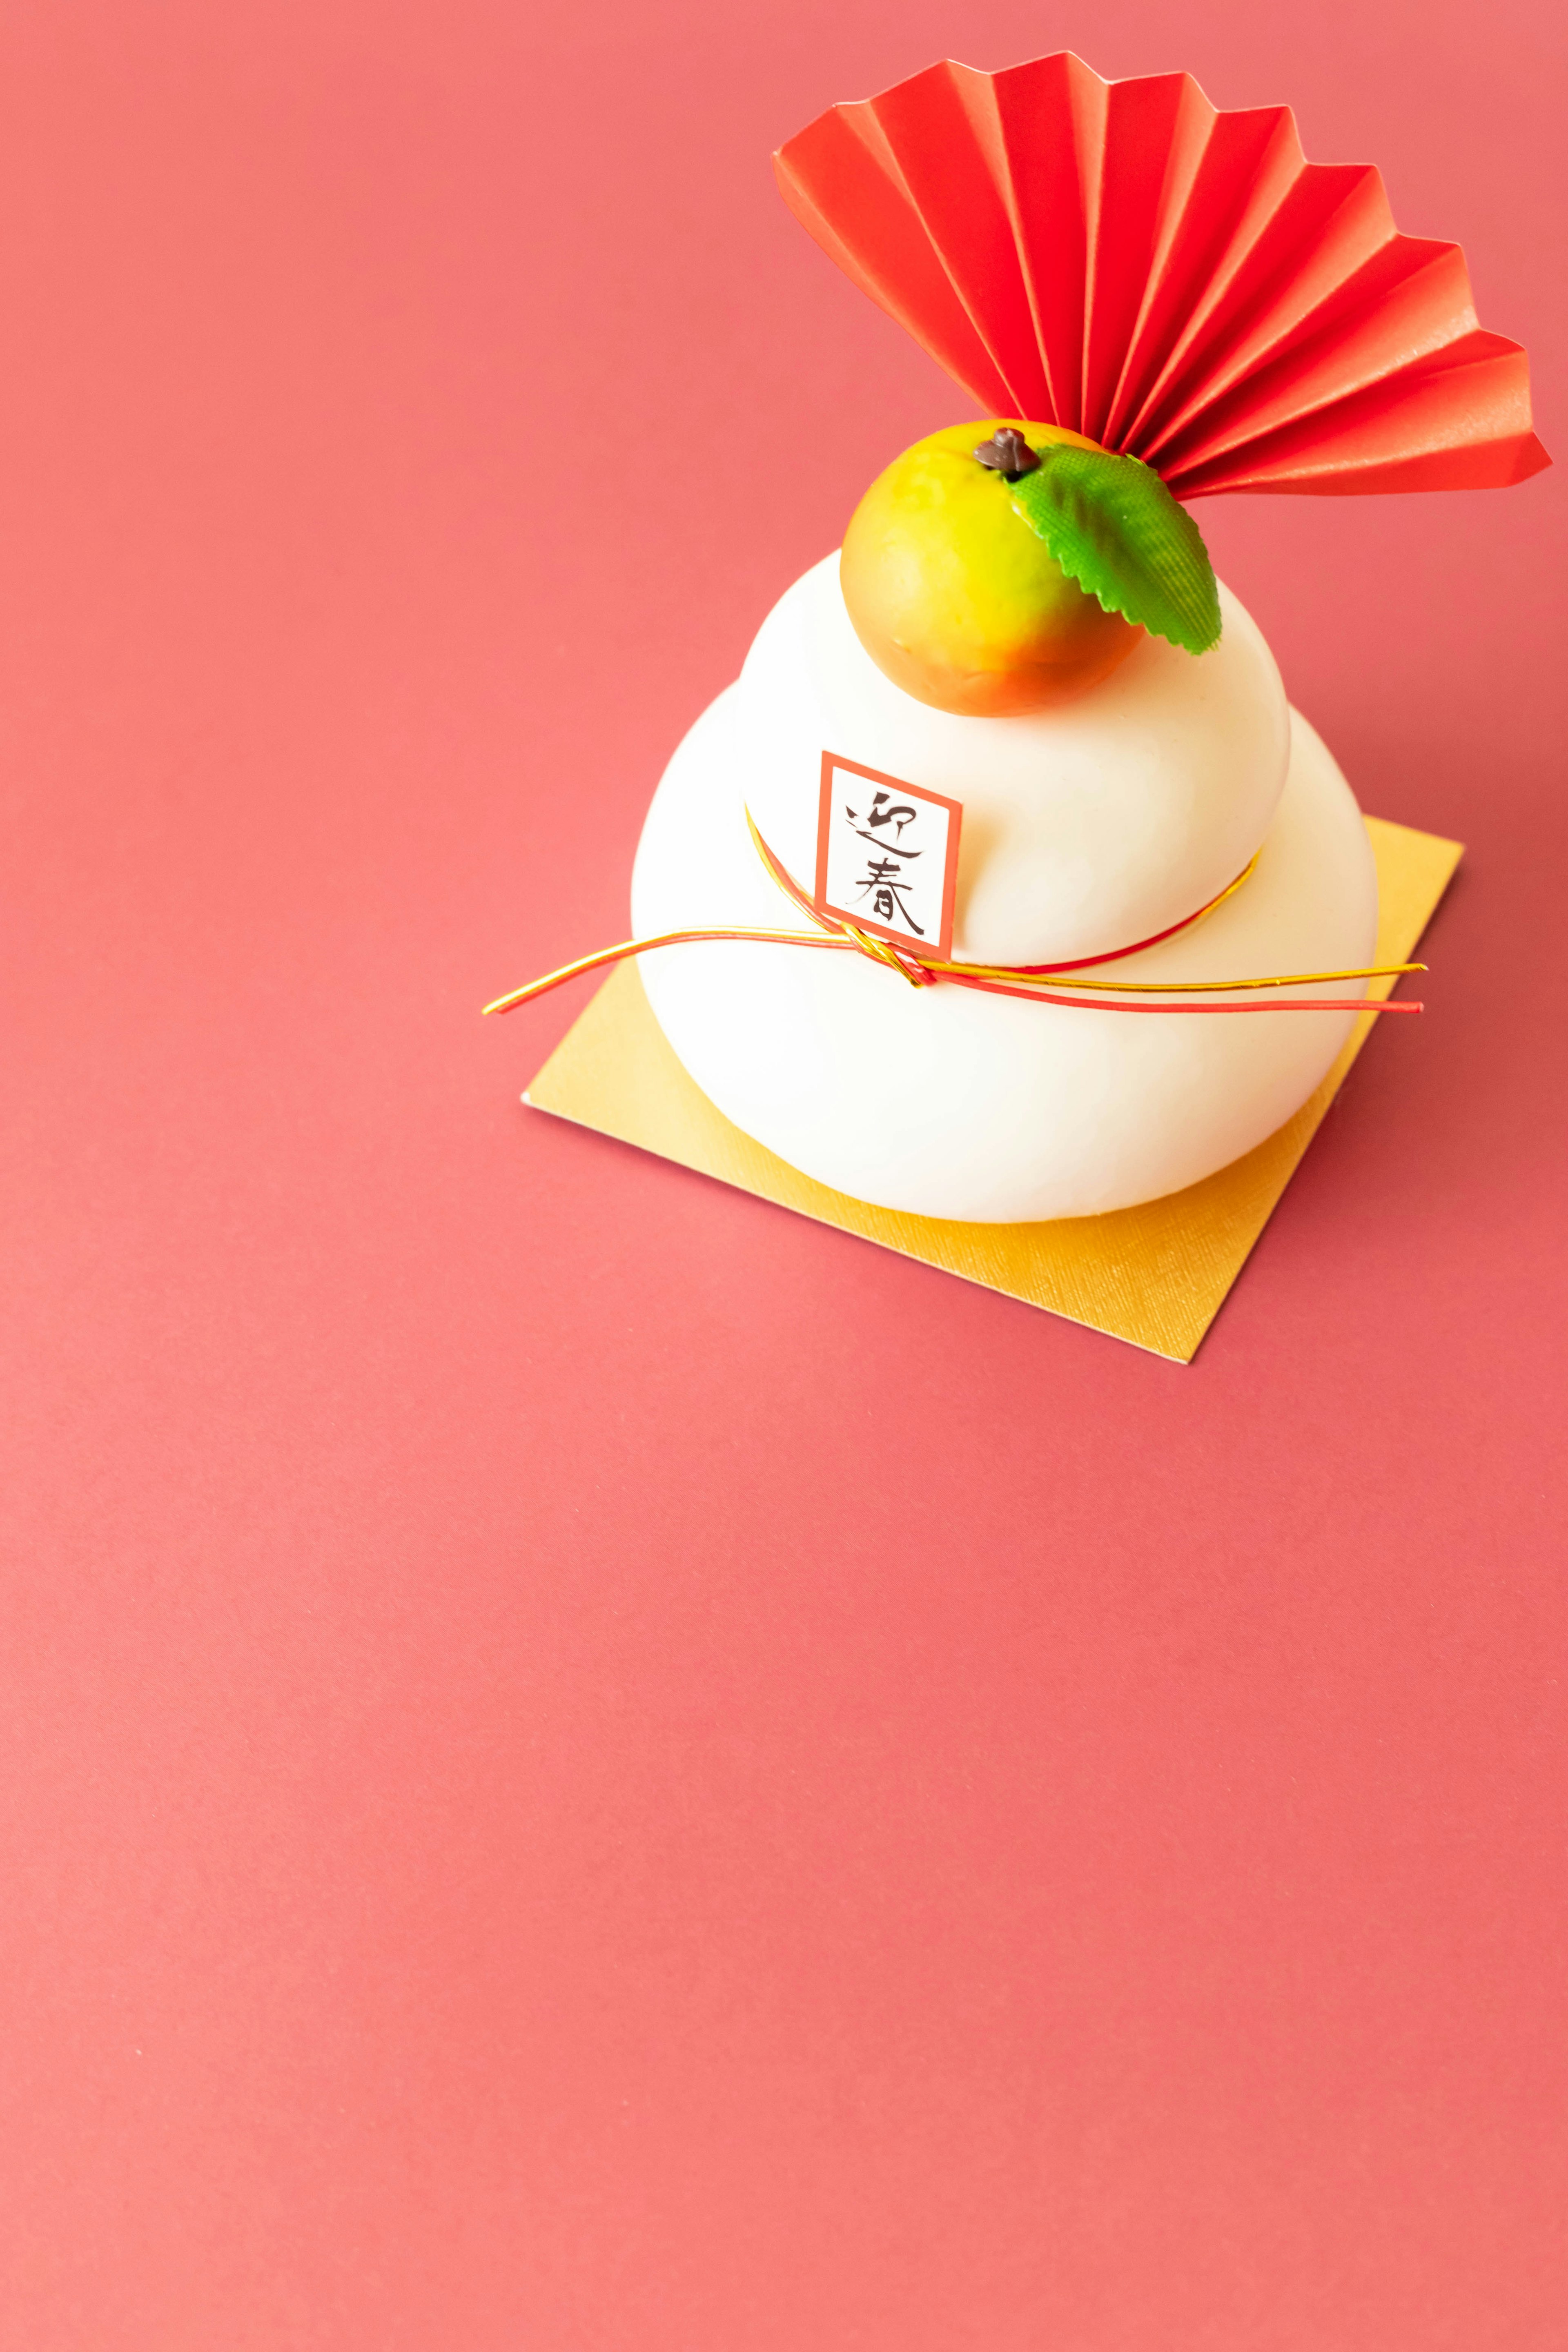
[774,52,1549,497]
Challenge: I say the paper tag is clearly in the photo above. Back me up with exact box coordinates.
[812,753,962,962]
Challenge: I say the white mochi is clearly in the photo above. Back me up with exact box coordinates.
[629,561,1378,1223]
[737,552,1291,967]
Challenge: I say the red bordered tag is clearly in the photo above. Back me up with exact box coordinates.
[812,753,962,962]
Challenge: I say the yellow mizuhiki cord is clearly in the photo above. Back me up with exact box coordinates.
[744,804,1266,991]
[482,808,1425,1018]
[739,809,1421,1000]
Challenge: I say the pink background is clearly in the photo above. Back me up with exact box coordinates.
[2,2,1564,2345]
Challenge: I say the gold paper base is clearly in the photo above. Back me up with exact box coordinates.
[523,817,1461,1361]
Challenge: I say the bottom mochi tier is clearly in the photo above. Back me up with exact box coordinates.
[630,686,1379,1222]
[522,814,1459,1362]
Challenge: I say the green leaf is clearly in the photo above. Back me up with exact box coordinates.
[1007,446,1222,655]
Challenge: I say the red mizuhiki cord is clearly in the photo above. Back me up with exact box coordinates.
[483,811,1424,1019]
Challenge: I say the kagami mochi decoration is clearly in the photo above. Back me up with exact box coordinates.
[493,50,1546,1243]
[775,51,1548,494]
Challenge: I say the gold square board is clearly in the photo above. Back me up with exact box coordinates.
[523,817,1461,1362]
